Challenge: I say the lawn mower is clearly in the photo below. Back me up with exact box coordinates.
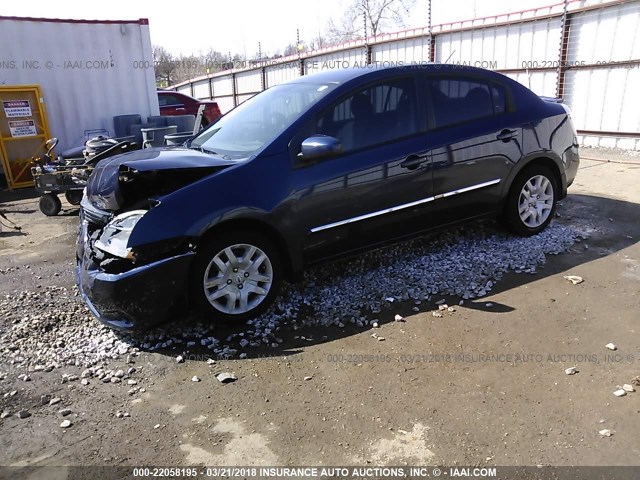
[31,136,140,216]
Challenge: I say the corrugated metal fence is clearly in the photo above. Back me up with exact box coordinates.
[172,0,640,150]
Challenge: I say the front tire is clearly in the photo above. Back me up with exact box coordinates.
[190,231,282,323]
[505,165,558,236]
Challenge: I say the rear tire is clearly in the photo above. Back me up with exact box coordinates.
[504,165,558,236]
[190,230,282,324]
[39,193,62,216]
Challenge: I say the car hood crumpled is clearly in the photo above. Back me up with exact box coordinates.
[86,147,236,211]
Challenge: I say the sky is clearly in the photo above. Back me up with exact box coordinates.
[2,0,555,57]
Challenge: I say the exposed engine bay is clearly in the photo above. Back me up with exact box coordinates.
[80,147,235,274]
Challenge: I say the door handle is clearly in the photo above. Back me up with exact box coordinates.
[400,155,422,171]
[496,129,518,142]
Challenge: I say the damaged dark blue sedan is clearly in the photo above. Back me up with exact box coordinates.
[76,65,579,330]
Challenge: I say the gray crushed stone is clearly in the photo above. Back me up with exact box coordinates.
[0,221,589,374]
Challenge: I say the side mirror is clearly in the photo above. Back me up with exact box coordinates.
[299,135,342,161]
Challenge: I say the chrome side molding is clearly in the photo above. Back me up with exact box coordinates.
[310,178,501,233]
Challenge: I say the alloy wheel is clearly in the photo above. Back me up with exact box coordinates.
[202,243,273,314]
[518,174,554,228]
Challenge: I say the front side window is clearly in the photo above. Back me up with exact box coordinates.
[316,77,418,153]
[428,77,507,128]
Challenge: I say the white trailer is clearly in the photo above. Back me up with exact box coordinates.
[0,15,159,154]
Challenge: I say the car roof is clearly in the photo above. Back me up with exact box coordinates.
[289,64,515,86]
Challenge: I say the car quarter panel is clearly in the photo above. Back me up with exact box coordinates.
[500,112,578,200]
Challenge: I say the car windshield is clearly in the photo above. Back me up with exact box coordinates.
[189,83,335,160]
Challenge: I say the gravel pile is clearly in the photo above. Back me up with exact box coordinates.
[0,286,134,369]
[0,221,589,373]
[246,221,589,335]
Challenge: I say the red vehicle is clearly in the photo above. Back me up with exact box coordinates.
[157,90,222,127]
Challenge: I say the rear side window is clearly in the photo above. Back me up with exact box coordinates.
[427,77,507,128]
[317,77,418,153]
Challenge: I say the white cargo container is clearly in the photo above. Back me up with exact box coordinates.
[0,15,159,153]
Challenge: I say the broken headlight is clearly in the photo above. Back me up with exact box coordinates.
[94,210,147,260]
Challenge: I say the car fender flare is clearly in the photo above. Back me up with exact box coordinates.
[195,212,303,282]
[500,152,567,200]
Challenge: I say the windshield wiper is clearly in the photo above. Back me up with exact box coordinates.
[188,145,215,154]
[193,146,231,160]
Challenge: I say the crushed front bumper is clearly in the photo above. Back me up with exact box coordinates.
[76,212,195,331]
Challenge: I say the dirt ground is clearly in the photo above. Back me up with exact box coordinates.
[0,152,639,475]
